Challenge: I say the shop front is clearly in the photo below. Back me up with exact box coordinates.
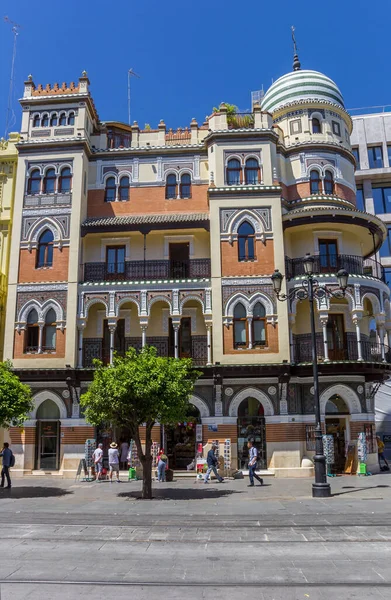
[237,397,266,469]
[35,399,61,470]
[164,405,200,469]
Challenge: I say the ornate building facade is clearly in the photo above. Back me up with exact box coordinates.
[4,62,391,476]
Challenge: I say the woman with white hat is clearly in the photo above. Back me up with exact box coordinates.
[108,442,121,483]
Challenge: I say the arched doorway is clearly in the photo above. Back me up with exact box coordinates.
[325,394,350,472]
[36,399,61,470]
[237,397,266,470]
[164,404,201,470]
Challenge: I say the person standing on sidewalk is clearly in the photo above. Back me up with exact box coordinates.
[157,449,168,482]
[93,443,104,481]
[0,442,14,489]
[108,442,121,483]
[247,439,263,487]
[377,436,389,470]
[204,443,224,483]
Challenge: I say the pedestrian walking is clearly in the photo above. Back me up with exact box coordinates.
[108,442,121,483]
[157,449,168,482]
[247,439,263,487]
[377,436,389,470]
[204,443,224,483]
[93,443,104,481]
[120,440,129,470]
[0,442,14,489]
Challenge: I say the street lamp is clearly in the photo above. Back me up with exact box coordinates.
[271,254,349,498]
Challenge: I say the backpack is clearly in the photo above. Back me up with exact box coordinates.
[9,452,15,468]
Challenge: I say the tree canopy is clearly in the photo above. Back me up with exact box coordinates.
[0,361,34,428]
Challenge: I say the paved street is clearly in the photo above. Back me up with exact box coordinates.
[1,473,391,599]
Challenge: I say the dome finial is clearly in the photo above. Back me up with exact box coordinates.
[291,25,301,71]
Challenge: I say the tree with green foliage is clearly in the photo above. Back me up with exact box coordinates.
[80,346,200,499]
[0,362,34,428]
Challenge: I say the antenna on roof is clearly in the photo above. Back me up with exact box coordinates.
[4,16,22,138]
[128,68,140,126]
[291,25,301,71]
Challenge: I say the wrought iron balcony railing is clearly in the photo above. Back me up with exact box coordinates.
[285,254,385,282]
[82,259,211,282]
[292,337,391,364]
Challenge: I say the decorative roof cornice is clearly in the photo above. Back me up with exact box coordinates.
[209,185,281,193]
[82,212,210,228]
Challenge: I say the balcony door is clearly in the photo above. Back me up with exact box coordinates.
[169,243,190,278]
[319,239,338,273]
[169,317,192,358]
[327,314,346,360]
[103,318,125,364]
[106,246,125,280]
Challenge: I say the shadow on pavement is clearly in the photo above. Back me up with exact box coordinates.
[0,487,73,499]
[332,484,390,497]
[118,487,243,501]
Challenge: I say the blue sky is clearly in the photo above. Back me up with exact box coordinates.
[0,0,389,136]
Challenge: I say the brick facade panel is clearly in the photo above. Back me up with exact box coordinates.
[18,248,69,283]
[266,423,306,443]
[221,240,274,277]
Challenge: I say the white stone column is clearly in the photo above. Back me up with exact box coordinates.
[320,317,329,362]
[174,325,179,358]
[353,316,363,361]
[206,324,212,366]
[379,326,386,361]
[107,319,117,365]
[141,325,147,348]
[78,328,84,368]
[247,317,253,349]
[38,323,44,354]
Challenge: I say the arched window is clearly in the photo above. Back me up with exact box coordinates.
[43,168,56,194]
[312,117,321,134]
[226,158,241,185]
[59,113,67,126]
[43,308,56,352]
[58,167,72,193]
[41,114,49,127]
[119,176,130,201]
[324,170,334,195]
[252,302,267,347]
[50,113,58,126]
[104,177,116,202]
[166,174,177,199]
[234,303,247,348]
[26,309,39,353]
[32,115,40,128]
[245,158,259,185]
[68,112,75,126]
[238,221,255,261]
[28,169,41,194]
[310,170,321,194]
[37,230,54,268]
[180,173,191,198]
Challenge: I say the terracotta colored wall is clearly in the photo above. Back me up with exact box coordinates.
[202,425,237,443]
[18,248,69,283]
[284,182,356,204]
[13,329,66,359]
[350,421,374,440]
[138,425,161,444]
[61,426,95,444]
[266,423,306,443]
[87,185,209,218]
[221,240,275,277]
[223,323,278,355]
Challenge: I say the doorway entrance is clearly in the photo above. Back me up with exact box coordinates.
[326,314,346,360]
[164,404,200,469]
[169,242,190,278]
[237,398,266,469]
[325,394,349,473]
[35,399,60,470]
[169,317,192,358]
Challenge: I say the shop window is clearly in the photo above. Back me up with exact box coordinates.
[310,170,321,194]
[26,309,39,353]
[368,146,383,169]
[50,113,58,127]
[32,115,40,128]
[234,303,247,348]
[373,186,391,214]
[252,302,266,346]
[166,174,177,199]
[238,221,255,261]
[28,169,41,194]
[59,113,67,126]
[119,176,130,201]
[179,173,191,198]
[324,170,334,195]
[37,230,54,268]
[43,309,56,352]
[226,158,241,185]
[68,112,75,126]
[104,177,116,202]
[245,158,259,184]
[43,168,56,194]
[41,114,49,127]
[312,117,321,134]
[58,167,72,193]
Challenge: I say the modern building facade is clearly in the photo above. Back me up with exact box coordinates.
[351,110,391,440]
[4,63,391,477]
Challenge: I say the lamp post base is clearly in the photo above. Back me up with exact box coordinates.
[312,482,331,498]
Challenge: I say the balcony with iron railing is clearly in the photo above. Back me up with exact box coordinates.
[82,259,211,283]
[292,337,391,364]
[285,254,385,282]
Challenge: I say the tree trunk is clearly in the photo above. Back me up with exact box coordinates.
[141,453,153,499]
[132,421,154,500]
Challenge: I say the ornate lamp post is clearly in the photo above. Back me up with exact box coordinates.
[271,254,349,498]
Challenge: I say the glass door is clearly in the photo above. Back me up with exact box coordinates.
[169,243,190,278]
[37,421,60,470]
[327,314,346,360]
[106,246,126,279]
[319,240,338,272]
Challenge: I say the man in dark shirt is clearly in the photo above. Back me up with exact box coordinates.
[247,439,263,487]
[0,442,13,489]
[204,443,224,483]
